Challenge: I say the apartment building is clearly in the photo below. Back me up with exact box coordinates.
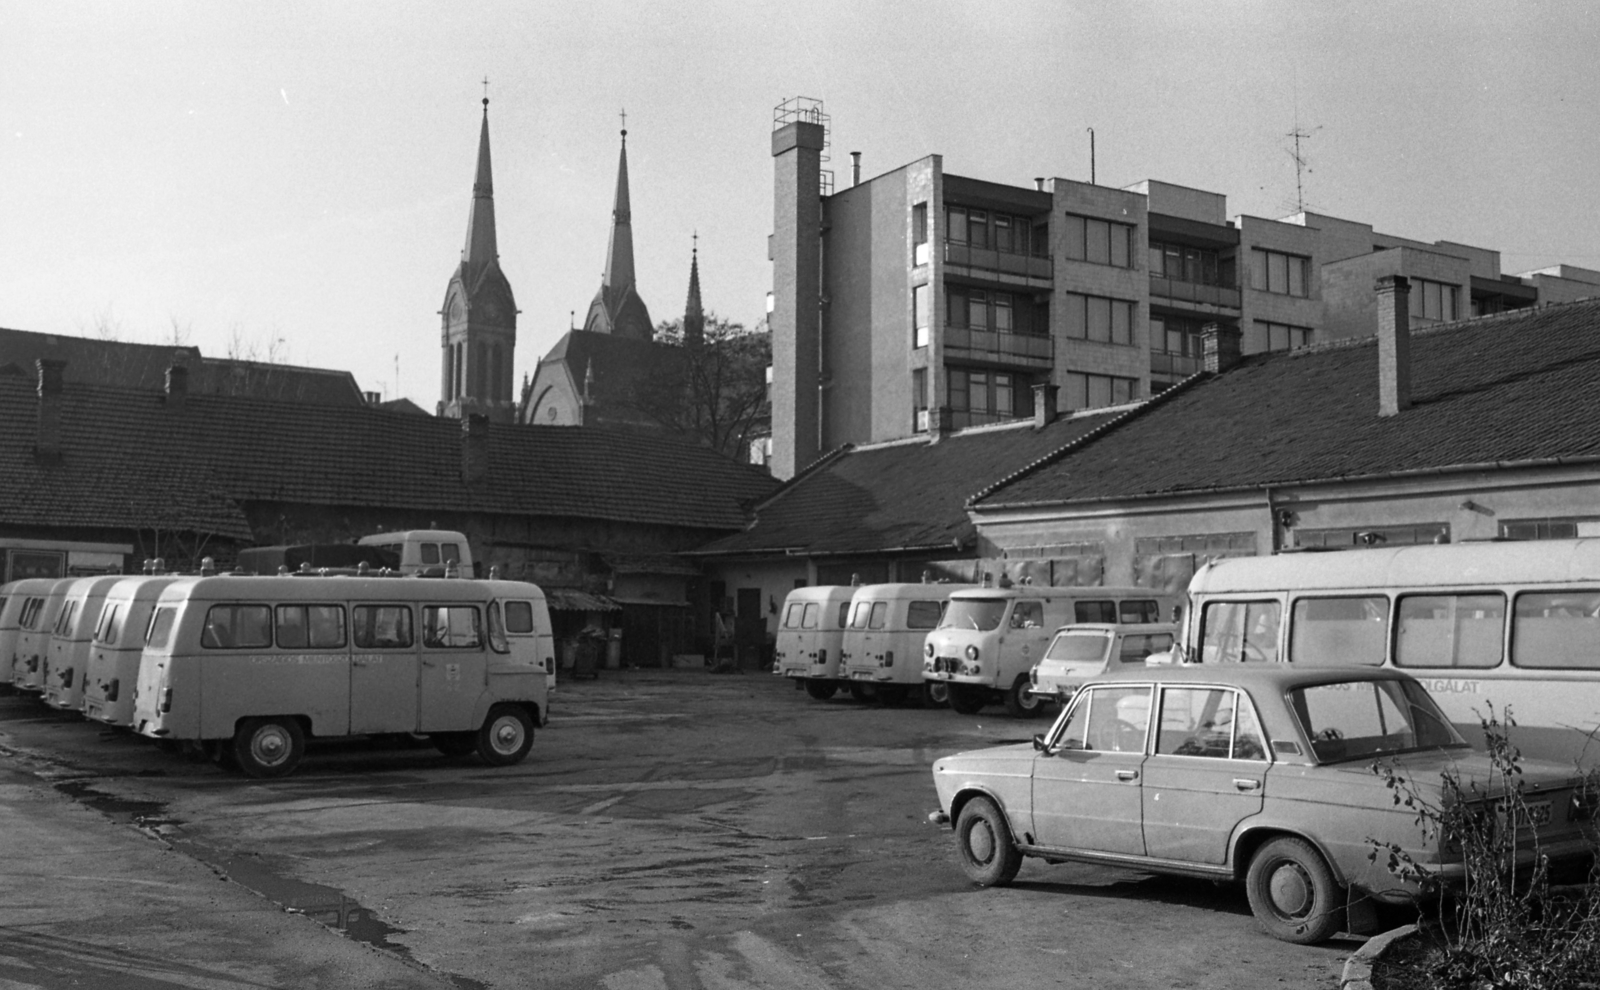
[767,98,1600,480]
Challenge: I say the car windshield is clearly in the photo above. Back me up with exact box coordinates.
[1288,677,1468,763]
[938,598,1009,632]
[1043,631,1111,663]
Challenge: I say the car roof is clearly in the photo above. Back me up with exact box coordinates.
[1087,662,1413,690]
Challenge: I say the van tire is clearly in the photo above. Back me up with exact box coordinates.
[432,732,476,758]
[804,679,838,701]
[233,717,305,778]
[476,704,533,766]
[848,683,875,702]
[875,685,910,706]
[948,685,987,715]
[923,682,950,708]
[1003,676,1047,719]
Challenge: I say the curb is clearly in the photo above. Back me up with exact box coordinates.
[1340,923,1416,990]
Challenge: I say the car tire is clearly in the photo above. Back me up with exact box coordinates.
[1002,675,1047,719]
[804,679,838,701]
[475,704,534,766]
[432,732,476,757]
[948,684,987,715]
[954,796,1022,887]
[232,717,305,779]
[923,682,950,708]
[1245,836,1343,944]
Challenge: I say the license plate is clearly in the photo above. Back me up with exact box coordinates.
[850,671,871,680]
[1523,801,1552,827]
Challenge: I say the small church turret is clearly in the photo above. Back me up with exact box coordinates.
[582,116,654,341]
[440,91,517,423]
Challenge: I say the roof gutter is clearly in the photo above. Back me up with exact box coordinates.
[682,534,970,561]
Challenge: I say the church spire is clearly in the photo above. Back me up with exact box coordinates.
[602,118,636,292]
[462,94,497,264]
[581,113,653,341]
[683,233,705,347]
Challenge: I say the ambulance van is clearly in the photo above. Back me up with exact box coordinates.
[83,574,185,727]
[43,574,126,711]
[773,585,856,700]
[841,582,977,705]
[11,577,76,692]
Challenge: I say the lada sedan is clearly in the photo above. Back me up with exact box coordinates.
[929,665,1595,943]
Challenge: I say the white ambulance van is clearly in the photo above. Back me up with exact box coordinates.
[11,577,76,692]
[356,530,475,577]
[0,579,56,684]
[1026,621,1179,704]
[924,584,1181,717]
[43,574,126,711]
[132,575,553,777]
[83,575,185,727]
[841,582,978,705]
[773,585,856,700]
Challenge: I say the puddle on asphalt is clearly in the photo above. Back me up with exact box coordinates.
[52,779,489,990]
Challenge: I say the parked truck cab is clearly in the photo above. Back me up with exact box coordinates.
[841,583,977,705]
[773,585,856,701]
[924,585,1180,718]
[356,530,474,577]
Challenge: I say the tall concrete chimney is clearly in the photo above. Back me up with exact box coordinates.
[461,413,490,485]
[165,364,189,407]
[1032,382,1059,430]
[1202,322,1243,373]
[770,117,826,479]
[1376,275,1412,417]
[35,358,65,465]
[850,151,861,187]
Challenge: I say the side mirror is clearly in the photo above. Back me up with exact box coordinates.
[1032,733,1048,752]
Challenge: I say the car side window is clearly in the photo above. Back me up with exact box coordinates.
[1055,685,1149,754]
[1156,687,1267,760]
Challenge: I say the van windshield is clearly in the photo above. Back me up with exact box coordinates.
[939,598,1008,632]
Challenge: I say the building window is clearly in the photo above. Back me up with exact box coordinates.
[1257,320,1313,352]
[1410,278,1459,322]
[949,287,1044,336]
[1152,315,1205,357]
[1501,517,1600,540]
[1065,372,1137,410]
[913,368,928,432]
[1150,241,1227,286]
[1294,523,1450,549]
[1061,214,1134,268]
[947,368,1030,427]
[947,206,1036,256]
[1250,249,1311,297]
[913,203,929,266]
[913,283,930,348]
[1062,292,1135,345]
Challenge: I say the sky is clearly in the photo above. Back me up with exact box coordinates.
[4,1,1598,407]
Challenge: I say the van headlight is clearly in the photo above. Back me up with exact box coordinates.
[964,645,979,661]
[924,641,934,658]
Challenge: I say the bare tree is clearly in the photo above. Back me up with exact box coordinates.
[633,314,770,460]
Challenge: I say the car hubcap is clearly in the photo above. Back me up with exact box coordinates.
[492,718,523,753]
[252,728,288,765]
[928,683,949,704]
[1268,862,1312,917]
[968,821,995,863]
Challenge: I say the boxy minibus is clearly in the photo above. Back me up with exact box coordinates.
[0,578,57,684]
[11,577,76,692]
[132,575,554,777]
[841,583,978,705]
[83,575,184,727]
[1181,538,1600,766]
[43,575,126,711]
[923,584,1181,717]
[773,585,857,700]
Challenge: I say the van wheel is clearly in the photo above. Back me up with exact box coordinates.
[431,732,476,758]
[848,683,875,702]
[948,685,987,715]
[1245,837,1343,944]
[1003,675,1047,719]
[804,679,838,701]
[875,685,910,706]
[232,717,305,778]
[476,704,533,766]
[923,682,950,708]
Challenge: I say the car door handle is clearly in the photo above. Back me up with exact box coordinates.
[1233,778,1262,792]
[1116,770,1139,782]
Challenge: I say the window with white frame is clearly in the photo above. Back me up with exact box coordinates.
[913,283,930,348]
[1249,249,1311,297]
[1061,214,1134,268]
[1409,278,1459,322]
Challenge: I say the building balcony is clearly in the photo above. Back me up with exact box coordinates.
[944,243,1053,289]
[1150,351,1201,378]
[943,326,1054,369]
[1149,275,1241,312]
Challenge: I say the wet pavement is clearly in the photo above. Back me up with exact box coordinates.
[0,669,1353,989]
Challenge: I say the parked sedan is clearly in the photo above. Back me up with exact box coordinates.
[929,665,1595,943]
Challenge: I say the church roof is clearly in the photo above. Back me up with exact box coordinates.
[533,330,683,430]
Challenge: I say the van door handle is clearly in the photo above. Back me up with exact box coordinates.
[1234,778,1261,792]
[1116,770,1139,782]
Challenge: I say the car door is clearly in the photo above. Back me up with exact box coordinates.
[418,603,487,732]
[1140,686,1268,864]
[1031,683,1152,855]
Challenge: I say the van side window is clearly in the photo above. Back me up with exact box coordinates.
[202,605,272,649]
[907,600,943,630]
[1511,590,1600,670]
[421,543,441,565]
[147,606,176,649]
[784,602,804,628]
[353,605,413,649]
[1395,593,1504,669]
[1119,600,1160,624]
[504,601,535,634]
[487,602,509,654]
[868,602,888,630]
[1075,600,1117,623]
[1008,601,1043,629]
[850,602,872,629]
[801,603,820,629]
[20,598,40,628]
[96,605,122,646]
[54,601,78,636]
[1199,601,1281,663]
[1290,596,1389,666]
[837,602,850,628]
[423,605,482,649]
[275,605,347,649]
[441,543,461,564]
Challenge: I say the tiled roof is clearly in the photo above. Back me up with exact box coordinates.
[0,372,779,540]
[978,298,1600,510]
[538,330,682,425]
[693,411,1118,558]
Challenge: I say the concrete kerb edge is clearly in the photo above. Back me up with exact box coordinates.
[1340,923,1416,990]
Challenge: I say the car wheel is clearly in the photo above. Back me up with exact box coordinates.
[954,796,1022,887]
[875,684,910,706]
[232,717,305,779]
[432,732,476,757]
[923,682,950,708]
[948,684,987,715]
[475,704,534,766]
[1245,836,1343,944]
[804,679,838,701]
[1002,675,1047,719]
[848,683,875,702]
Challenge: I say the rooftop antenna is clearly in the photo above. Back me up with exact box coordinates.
[1286,72,1320,213]
[1087,127,1096,185]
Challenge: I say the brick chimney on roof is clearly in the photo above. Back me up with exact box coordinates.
[1376,275,1412,417]
[461,413,490,485]
[165,364,189,408]
[1202,322,1242,373]
[1032,382,1059,430]
[35,358,65,465]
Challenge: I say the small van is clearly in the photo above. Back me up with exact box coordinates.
[841,583,978,704]
[0,579,56,684]
[43,575,126,711]
[923,584,1181,718]
[132,575,553,777]
[356,530,474,577]
[11,577,77,692]
[773,585,856,700]
[82,575,185,727]
[1027,622,1179,704]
